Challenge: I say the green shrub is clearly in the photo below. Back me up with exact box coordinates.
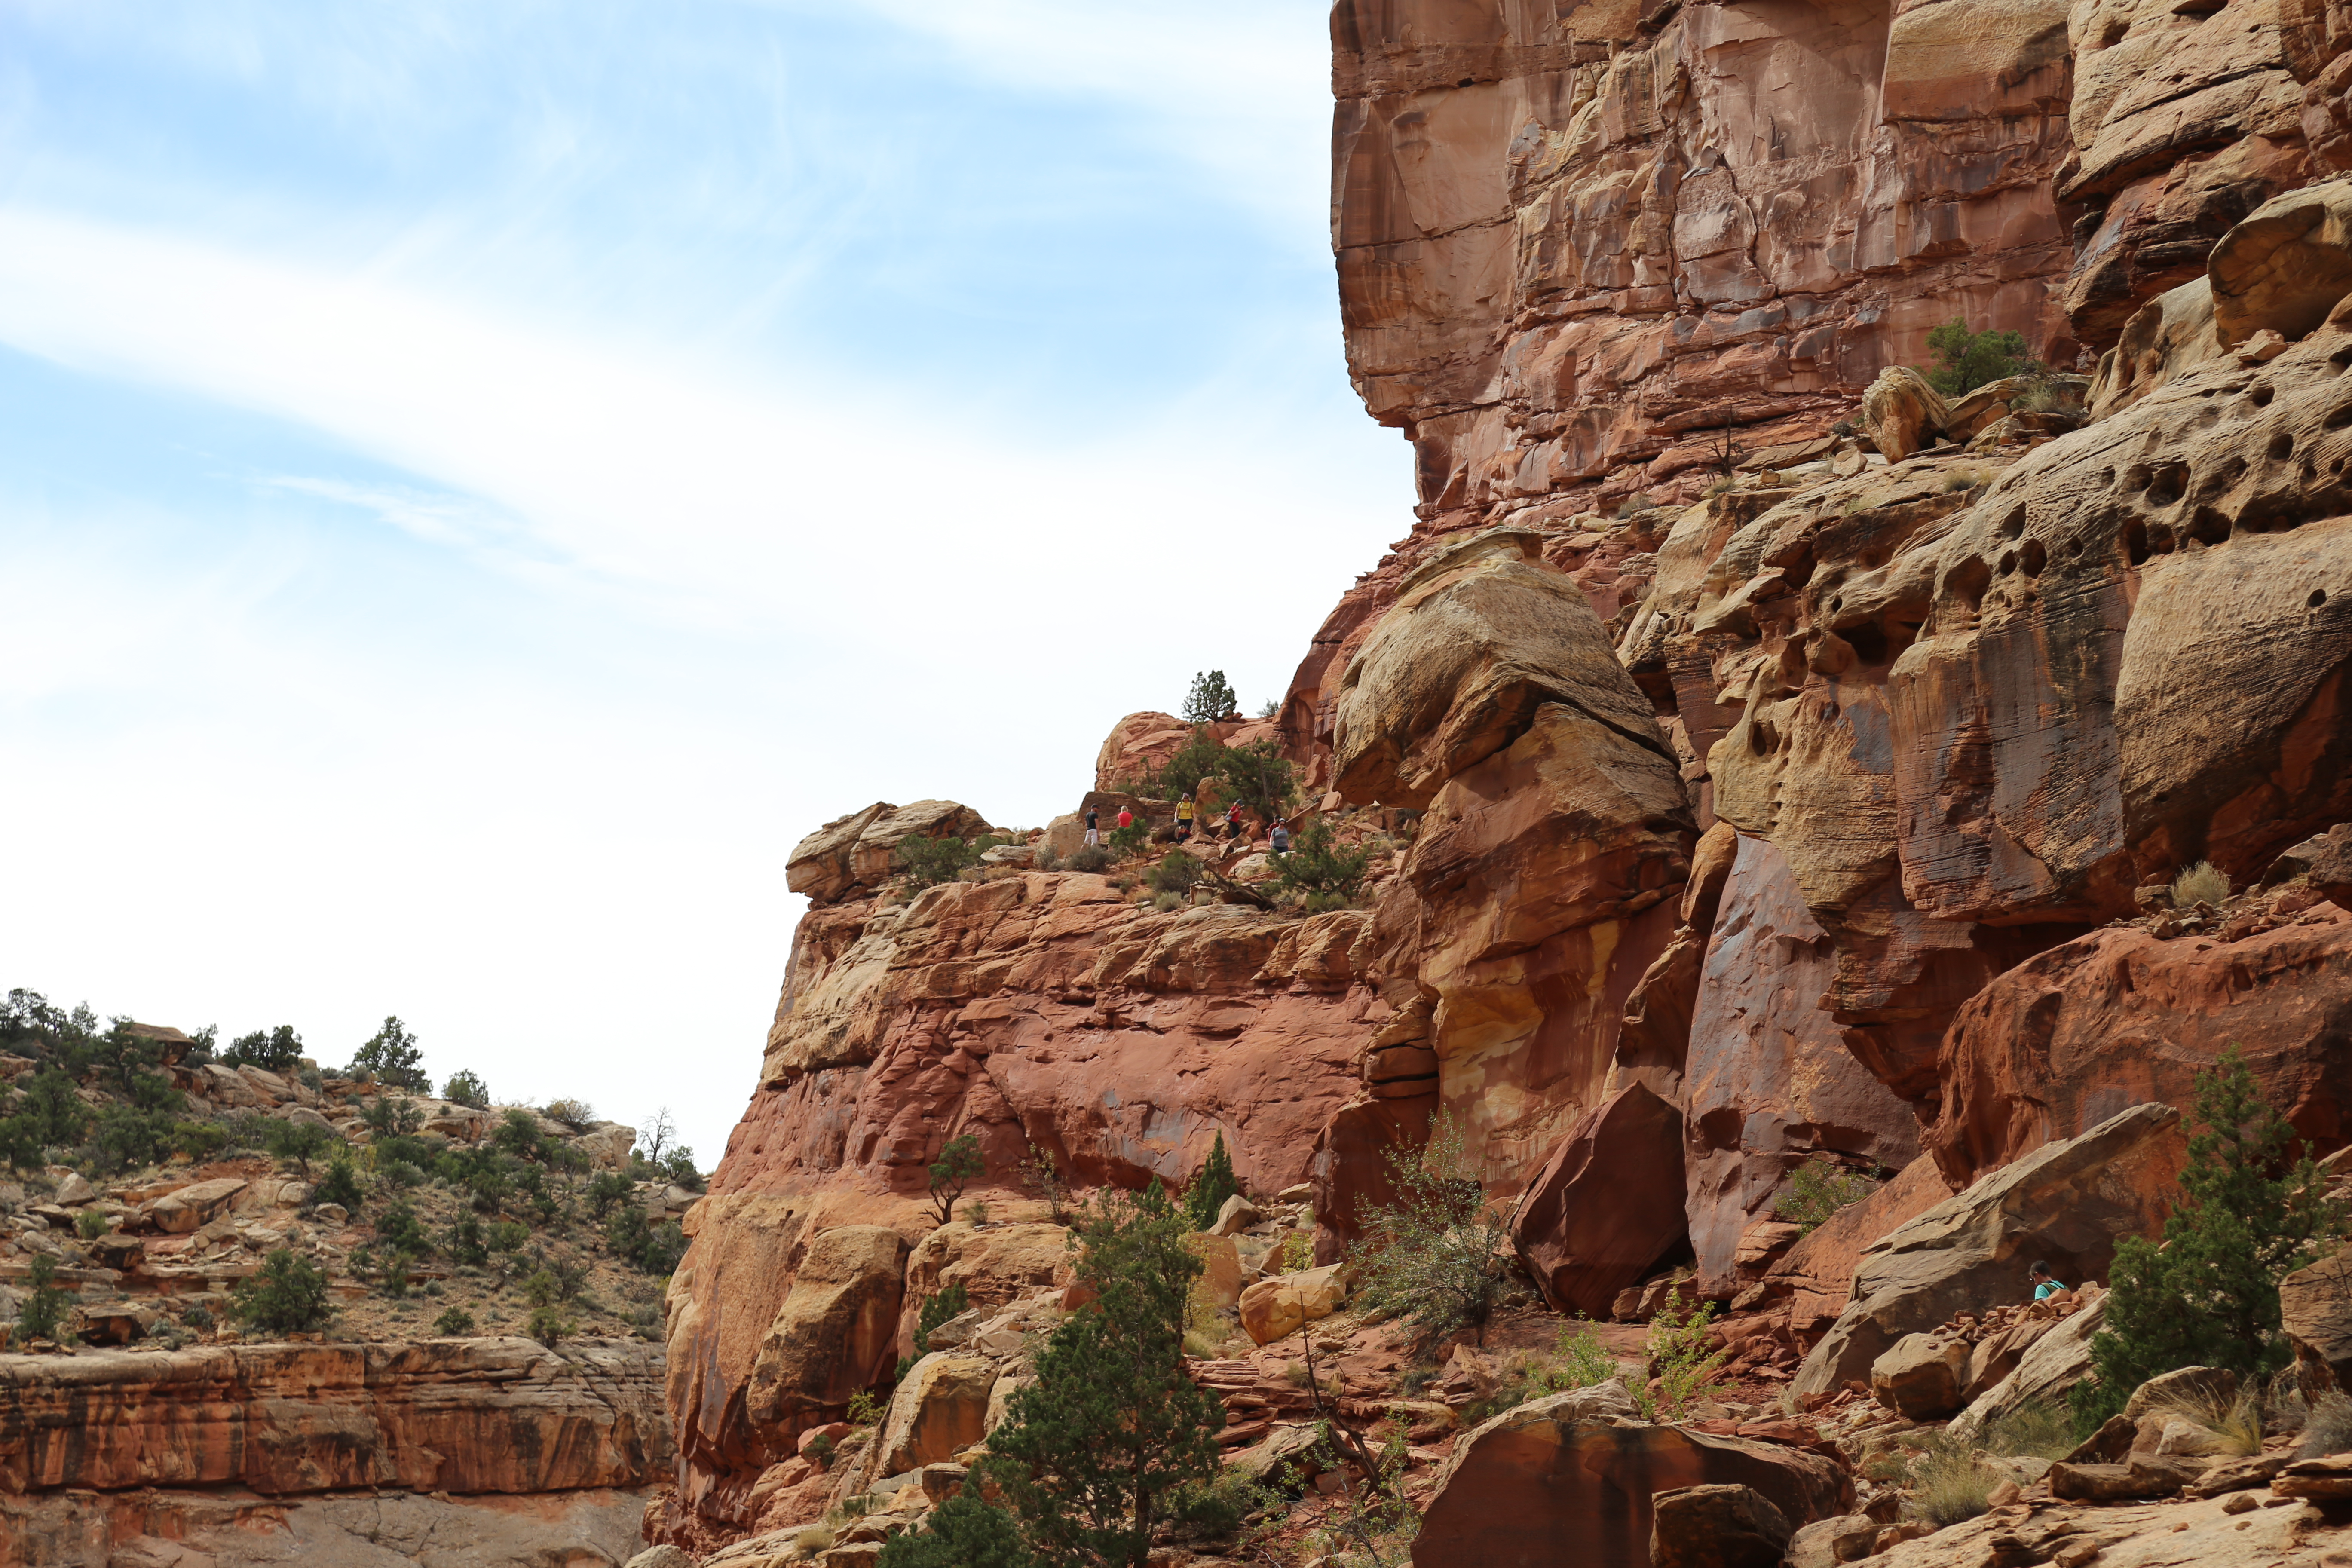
[1148,852,1204,897]
[2174,860,2230,908]
[1185,1132,1240,1231]
[0,1112,49,1172]
[542,1097,595,1131]
[313,1154,365,1211]
[1066,845,1113,873]
[488,1219,530,1255]
[350,1017,430,1092]
[1107,822,1150,857]
[1272,819,1369,903]
[1350,1113,1513,1343]
[603,1204,687,1276]
[1134,726,1231,801]
[2300,1393,2352,1458]
[527,1304,572,1347]
[896,834,980,889]
[1922,319,2038,397]
[19,1068,89,1147]
[1182,671,1239,725]
[494,1107,551,1162]
[441,1068,491,1109]
[171,1119,232,1161]
[586,1169,635,1219]
[1982,1401,2082,1460]
[259,1117,337,1176]
[446,1211,489,1266]
[233,1248,333,1335]
[434,1305,477,1335]
[1905,1432,1998,1525]
[377,1157,425,1191]
[85,1104,179,1173]
[1213,740,1295,821]
[1775,1158,1879,1236]
[15,1253,72,1343]
[223,1025,304,1073]
[375,1200,434,1259]
[74,1210,109,1241]
[1632,1293,1730,1420]
[879,1489,1035,1568]
[2074,1044,2337,1425]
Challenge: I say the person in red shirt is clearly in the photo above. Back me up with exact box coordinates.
[1116,806,1133,830]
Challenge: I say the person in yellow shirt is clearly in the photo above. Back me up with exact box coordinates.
[1175,793,1196,842]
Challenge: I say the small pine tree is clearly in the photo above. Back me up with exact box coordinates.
[879,1488,1037,1568]
[350,1016,429,1091]
[441,1069,491,1109]
[1182,671,1239,725]
[1185,1133,1240,1231]
[16,1252,73,1343]
[929,1133,985,1225]
[313,1152,365,1211]
[233,1249,333,1336]
[1212,741,1296,823]
[2073,1045,2338,1424]
[981,1182,1226,1566]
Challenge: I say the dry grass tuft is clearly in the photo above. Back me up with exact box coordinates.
[2172,860,2230,908]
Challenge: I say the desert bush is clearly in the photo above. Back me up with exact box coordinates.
[446,1211,489,1266]
[1019,1142,1070,1222]
[1633,1293,1730,1420]
[234,1248,333,1335]
[2300,1393,2352,1458]
[1108,822,1149,857]
[376,1200,434,1259]
[527,1304,572,1347]
[2075,1044,2338,1424]
[895,833,980,889]
[1066,844,1113,873]
[15,1253,72,1342]
[1148,852,1204,897]
[1982,1402,2080,1460]
[1152,890,1181,912]
[1273,819,1369,903]
[313,1153,365,1211]
[2173,860,2230,908]
[1134,727,1231,801]
[1213,740,1296,821]
[1906,1433,1998,1526]
[259,1117,337,1176]
[441,1068,490,1109]
[605,1204,687,1275]
[364,1095,426,1138]
[1921,320,2038,396]
[1351,1113,1513,1343]
[2149,1385,2267,1457]
[1775,1158,1879,1236]
[434,1305,477,1335]
[586,1169,634,1219]
[223,1025,304,1074]
[542,1097,595,1131]
[74,1210,108,1241]
[1033,844,1060,872]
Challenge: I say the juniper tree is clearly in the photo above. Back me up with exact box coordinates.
[2074,1045,2338,1423]
[981,1182,1226,1567]
[930,1133,985,1225]
[1181,671,1238,725]
[1185,1132,1240,1231]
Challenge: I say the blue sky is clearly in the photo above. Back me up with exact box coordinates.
[0,1,1411,1164]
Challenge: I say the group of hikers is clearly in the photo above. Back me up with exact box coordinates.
[1081,792,1292,856]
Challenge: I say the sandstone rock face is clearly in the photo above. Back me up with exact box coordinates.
[1795,1104,2179,1395]
[1930,904,2352,1186]
[876,1353,993,1475]
[1238,1263,1350,1345]
[1414,1405,1849,1568]
[0,1338,668,1496]
[1652,1483,1795,1568]
[2282,1250,2352,1382]
[1509,1081,1688,1317]
[1332,0,2077,527]
[785,801,992,905]
[739,1225,909,1445]
[1682,836,1921,1297]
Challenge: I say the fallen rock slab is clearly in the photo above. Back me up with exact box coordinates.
[1651,1482,1792,1568]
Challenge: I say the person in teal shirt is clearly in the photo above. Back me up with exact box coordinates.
[2030,1261,2066,1300]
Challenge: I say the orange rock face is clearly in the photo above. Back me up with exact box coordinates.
[0,1338,667,1497]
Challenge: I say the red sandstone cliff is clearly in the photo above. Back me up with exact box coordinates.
[661,0,2352,1550]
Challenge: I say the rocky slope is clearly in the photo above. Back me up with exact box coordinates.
[648,1,2352,1562]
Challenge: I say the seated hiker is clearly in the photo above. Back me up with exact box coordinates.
[2029,1260,2067,1301]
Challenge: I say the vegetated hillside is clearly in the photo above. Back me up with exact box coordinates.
[647,1,2352,1563]
[0,990,702,1352]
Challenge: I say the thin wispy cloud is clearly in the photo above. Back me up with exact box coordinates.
[0,0,1402,1161]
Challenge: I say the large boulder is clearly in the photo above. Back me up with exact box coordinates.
[1095,711,1203,793]
[1860,366,1951,460]
[784,801,992,905]
[2208,178,2352,348]
[1330,527,1674,810]
[1510,1082,1689,1318]
[1651,1484,1793,1568]
[1870,1333,1971,1419]
[2282,1251,2352,1384]
[1238,1264,1349,1345]
[1413,1396,1848,1568]
[1793,1104,2179,1397]
[876,1353,995,1476]
[142,1179,249,1235]
[742,1226,911,1442]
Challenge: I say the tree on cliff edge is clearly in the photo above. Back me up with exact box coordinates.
[1182,671,1238,726]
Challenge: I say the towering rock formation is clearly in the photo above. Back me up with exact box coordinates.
[661,0,2352,1550]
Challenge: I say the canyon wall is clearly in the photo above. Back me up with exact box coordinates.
[659,0,2352,1549]
[0,1336,668,1566]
